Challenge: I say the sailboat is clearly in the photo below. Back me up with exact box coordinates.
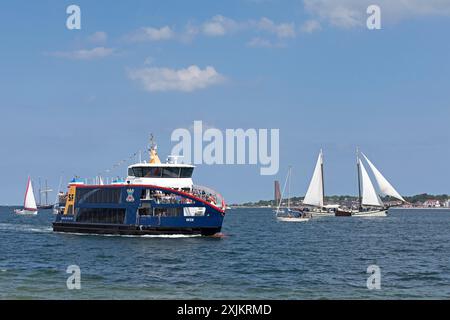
[53,176,65,215]
[14,177,38,215]
[37,178,53,209]
[275,166,311,222]
[302,150,337,217]
[342,150,406,217]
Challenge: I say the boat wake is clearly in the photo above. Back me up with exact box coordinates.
[209,232,227,239]
[54,231,203,239]
[0,223,53,234]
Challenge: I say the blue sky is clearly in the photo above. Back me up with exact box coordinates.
[0,0,449,204]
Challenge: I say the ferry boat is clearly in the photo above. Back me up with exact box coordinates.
[53,139,227,236]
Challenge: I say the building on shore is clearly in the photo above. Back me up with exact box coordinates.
[423,200,442,208]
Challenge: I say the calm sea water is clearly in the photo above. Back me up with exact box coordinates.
[1,206,450,300]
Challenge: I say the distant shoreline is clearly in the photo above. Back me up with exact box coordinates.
[229,206,450,210]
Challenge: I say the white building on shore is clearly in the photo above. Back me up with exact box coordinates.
[423,200,442,208]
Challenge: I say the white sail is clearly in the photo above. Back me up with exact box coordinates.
[24,178,37,211]
[361,153,405,202]
[303,151,324,208]
[359,159,384,207]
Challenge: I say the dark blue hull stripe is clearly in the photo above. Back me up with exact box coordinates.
[52,222,221,236]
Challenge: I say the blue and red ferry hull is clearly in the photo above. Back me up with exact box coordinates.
[52,184,226,236]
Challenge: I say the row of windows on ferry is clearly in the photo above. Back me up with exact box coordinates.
[75,188,196,205]
[74,207,206,224]
[128,167,194,178]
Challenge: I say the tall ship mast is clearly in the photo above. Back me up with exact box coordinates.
[38,179,53,209]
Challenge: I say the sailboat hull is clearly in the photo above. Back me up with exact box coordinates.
[311,211,335,217]
[37,204,53,209]
[352,210,387,217]
[14,209,38,215]
[276,216,310,222]
[335,209,352,217]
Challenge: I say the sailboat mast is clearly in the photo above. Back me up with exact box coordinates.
[287,166,291,210]
[45,180,48,205]
[320,150,325,207]
[356,149,362,211]
[276,167,290,213]
[38,178,42,206]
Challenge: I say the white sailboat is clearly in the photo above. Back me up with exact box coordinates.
[275,166,311,222]
[351,151,406,217]
[14,177,38,215]
[303,150,336,217]
[52,175,64,215]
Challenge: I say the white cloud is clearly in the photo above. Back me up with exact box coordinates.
[128,65,225,92]
[144,56,154,65]
[180,22,200,42]
[88,31,108,44]
[253,17,296,38]
[128,26,174,42]
[247,37,273,48]
[202,15,240,36]
[301,19,322,33]
[303,0,450,28]
[183,15,296,40]
[247,37,284,48]
[49,47,115,60]
[126,16,297,44]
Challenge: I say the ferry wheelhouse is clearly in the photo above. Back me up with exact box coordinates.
[53,142,226,236]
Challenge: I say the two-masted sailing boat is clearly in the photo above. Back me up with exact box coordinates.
[37,178,53,209]
[302,150,337,217]
[14,177,38,215]
[275,166,311,222]
[337,150,406,217]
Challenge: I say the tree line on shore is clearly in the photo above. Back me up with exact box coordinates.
[234,193,448,207]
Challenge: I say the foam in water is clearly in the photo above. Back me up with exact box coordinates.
[54,231,202,239]
[0,223,52,234]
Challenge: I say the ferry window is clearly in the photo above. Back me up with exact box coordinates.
[162,167,180,178]
[76,208,125,224]
[138,208,152,216]
[138,202,151,215]
[66,204,74,215]
[180,168,194,178]
[76,188,121,204]
[130,167,143,177]
[143,167,162,178]
[153,208,182,217]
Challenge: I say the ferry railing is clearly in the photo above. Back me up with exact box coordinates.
[192,185,226,210]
